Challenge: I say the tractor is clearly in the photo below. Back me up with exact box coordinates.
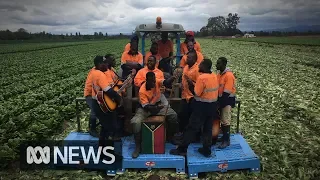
[56,17,261,179]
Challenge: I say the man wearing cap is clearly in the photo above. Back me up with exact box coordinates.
[180,31,201,56]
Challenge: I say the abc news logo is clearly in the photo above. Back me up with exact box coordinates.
[20,140,121,169]
[26,146,115,165]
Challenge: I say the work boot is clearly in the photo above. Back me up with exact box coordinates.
[198,136,212,157]
[169,146,187,156]
[218,125,230,149]
[132,133,141,159]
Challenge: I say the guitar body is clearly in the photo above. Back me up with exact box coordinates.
[96,69,136,113]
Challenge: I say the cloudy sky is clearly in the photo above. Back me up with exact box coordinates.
[0,0,319,34]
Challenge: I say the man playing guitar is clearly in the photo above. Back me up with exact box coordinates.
[91,55,122,143]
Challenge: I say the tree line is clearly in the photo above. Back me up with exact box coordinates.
[0,28,131,41]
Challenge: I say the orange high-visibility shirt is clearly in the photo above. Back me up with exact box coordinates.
[121,51,143,66]
[180,51,204,68]
[134,67,164,87]
[84,67,96,97]
[139,81,163,107]
[180,41,202,55]
[124,43,130,52]
[91,69,115,97]
[194,73,219,103]
[181,63,200,101]
[217,69,236,97]
[157,40,173,58]
[144,52,162,67]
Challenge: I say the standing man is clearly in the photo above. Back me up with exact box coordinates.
[216,57,236,149]
[179,41,204,68]
[180,31,201,56]
[90,56,122,142]
[131,72,178,158]
[157,32,173,59]
[173,51,200,143]
[84,67,98,137]
[170,59,219,157]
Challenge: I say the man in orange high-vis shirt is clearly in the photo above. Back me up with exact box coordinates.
[180,31,201,56]
[173,51,200,144]
[144,42,161,67]
[121,41,143,79]
[124,35,139,52]
[131,72,178,158]
[84,67,98,137]
[157,32,173,59]
[90,56,123,143]
[135,55,165,88]
[170,59,219,157]
[179,41,204,68]
[216,57,236,149]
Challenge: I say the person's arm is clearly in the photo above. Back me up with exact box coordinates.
[84,69,93,97]
[134,70,145,87]
[219,74,234,107]
[140,92,162,114]
[179,55,187,68]
[193,77,204,97]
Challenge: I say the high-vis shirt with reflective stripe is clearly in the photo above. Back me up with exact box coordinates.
[180,51,204,68]
[217,68,236,97]
[121,51,143,66]
[194,73,219,103]
[144,52,161,67]
[84,67,96,97]
[180,41,202,55]
[91,69,115,97]
[181,62,200,101]
[139,80,163,107]
[134,67,165,87]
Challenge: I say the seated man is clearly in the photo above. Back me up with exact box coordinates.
[135,55,166,88]
[144,42,161,68]
[121,41,143,97]
[131,72,179,158]
[179,41,204,68]
[124,35,139,52]
[170,59,219,157]
[90,56,122,142]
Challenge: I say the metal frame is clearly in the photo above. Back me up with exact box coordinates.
[75,97,242,133]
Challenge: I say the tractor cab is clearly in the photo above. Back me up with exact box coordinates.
[135,17,185,72]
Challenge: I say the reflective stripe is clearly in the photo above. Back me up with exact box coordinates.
[219,93,236,97]
[223,89,231,93]
[204,86,219,92]
[141,103,149,107]
[103,86,111,91]
[194,96,218,103]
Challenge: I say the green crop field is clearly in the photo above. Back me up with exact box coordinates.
[0,37,320,180]
[229,36,320,46]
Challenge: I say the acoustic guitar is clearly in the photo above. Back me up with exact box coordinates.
[97,69,136,113]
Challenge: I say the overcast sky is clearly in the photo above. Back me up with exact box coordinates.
[0,0,319,34]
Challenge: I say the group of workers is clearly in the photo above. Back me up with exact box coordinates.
[83,31,236,159]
